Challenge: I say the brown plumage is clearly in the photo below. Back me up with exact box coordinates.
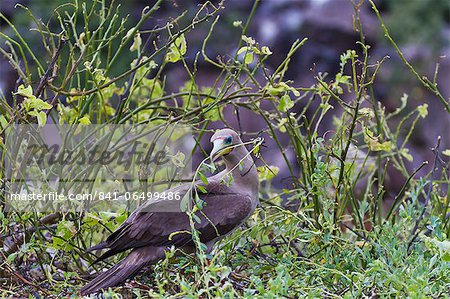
[80,128,259,296]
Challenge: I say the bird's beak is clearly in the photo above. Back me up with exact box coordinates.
[210,139,232,162]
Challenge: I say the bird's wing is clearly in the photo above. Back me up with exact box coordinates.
[91,180,254,262]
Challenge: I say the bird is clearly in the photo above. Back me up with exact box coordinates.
[80,128,259,296]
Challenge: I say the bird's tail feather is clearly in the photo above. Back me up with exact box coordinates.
[80,246,165,296]
[86,241,108,252]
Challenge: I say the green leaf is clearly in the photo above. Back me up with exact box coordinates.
[332,73,352,94]
[99,211,119,222]
[83,212,101,227]
[16,84,52,113]
[401,148,413,162]
[197,185,207,194]
[115,212,128,225]
[202,90,222,121]
[423,235,450,261]
[261,46,272,55]
[38,100,52,110]
[237,47,254,64]
[36,111,47,127]
[53,220,76,250]
[7,252,17,264]
[278,94,294,112]
[203,162,216,172]
[364,127,393,152]
[417,104,428,118]
[359,108,374,118]
[180,192,190,212]
[0,115,8,130]
[93,68,106,83]
[130,30,142,52]
[135,78,163,100]
[339,49,357,71]
[319,102,333,113]
[443,149,450,157]
[241,35,256,45]
[194,192,204,210]
[198,242,208,252]
[243,52,254,65]
[99,81,124,99]
[237,46,249,55]
[199,172,209,185]
[193,214,202,224]
[204,105,222,121]
[166,34,187,63]
[266,82,299,97]
[267,85,287,96]
[28,110,47,127]
[257,165,279,182]
[131,56,158,80]
[277,117,288,133]
[78,115,91,125]
[400,93,408,106]
[15,84,34,98]
[23,97,52,111]
[104,105,116,116]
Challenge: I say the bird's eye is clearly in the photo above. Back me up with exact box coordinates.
[225,136,233,144]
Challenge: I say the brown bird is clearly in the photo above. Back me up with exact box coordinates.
[80,128,259,295]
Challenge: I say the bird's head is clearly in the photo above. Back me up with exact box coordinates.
[209,128,241,162]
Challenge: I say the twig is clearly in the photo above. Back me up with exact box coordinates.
[234,105,243,139]
[0,223,58,239]
[408,137,441,250]
[35,37,66,98]
[3,212,61,255]
[0,251,50,296]
[114,27,157,122]
[340,222,371,243]
[47,5,219,99]
[280,235,304,257]
[384,161,428,221]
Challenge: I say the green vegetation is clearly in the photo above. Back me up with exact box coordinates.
[0,0,449,297]
[380,0,450,48]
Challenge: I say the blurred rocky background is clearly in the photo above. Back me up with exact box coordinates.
[1,0,449,193]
